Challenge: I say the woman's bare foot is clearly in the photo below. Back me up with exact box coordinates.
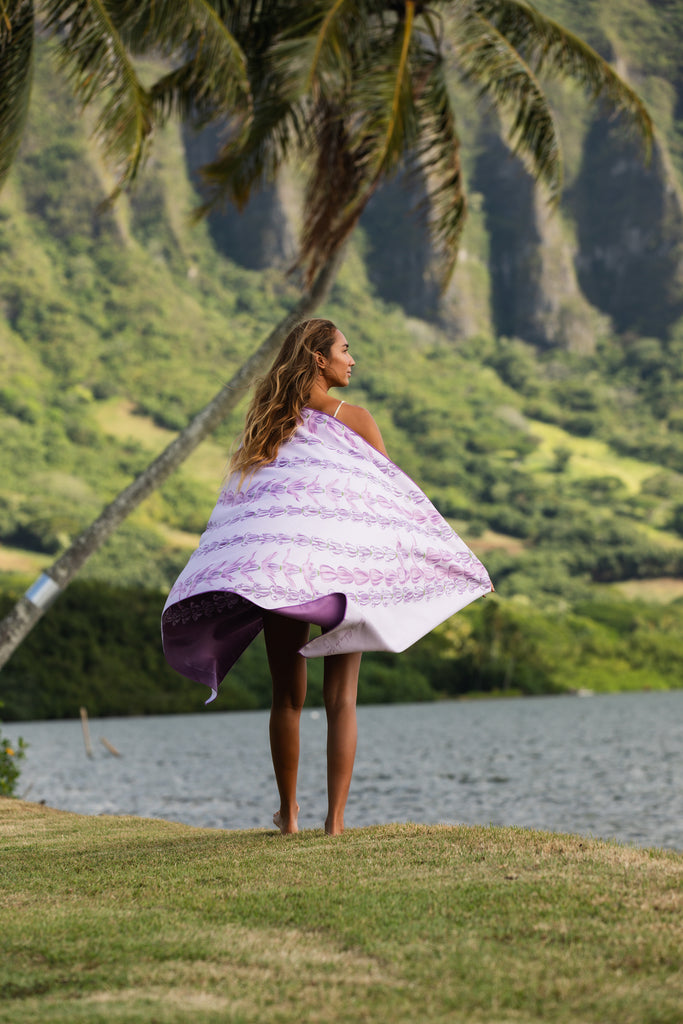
[324,815,344,836]
[273,805,299,834]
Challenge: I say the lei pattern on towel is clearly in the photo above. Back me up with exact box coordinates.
[165,409,489,615]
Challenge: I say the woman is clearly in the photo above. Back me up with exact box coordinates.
[162,318,492,835]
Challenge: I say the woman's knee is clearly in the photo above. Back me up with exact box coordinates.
[323,660,360,713]
[271,685,306,713]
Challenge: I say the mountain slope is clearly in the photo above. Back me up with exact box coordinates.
[1,5,683,715]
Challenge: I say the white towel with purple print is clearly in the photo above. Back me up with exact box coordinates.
[162,407,492,700]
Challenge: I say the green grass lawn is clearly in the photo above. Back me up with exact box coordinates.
[612,577,683,602]
[1,800,681,1024]
[522,419,665,492]
[0,546,50,575]
[93,399,229,489]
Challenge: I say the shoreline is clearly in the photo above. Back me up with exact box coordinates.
[6,683,682,725]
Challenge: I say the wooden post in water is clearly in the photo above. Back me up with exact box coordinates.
[79,706,93,759]
[100,737,121,757]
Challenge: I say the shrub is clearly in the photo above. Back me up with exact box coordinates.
[670,503,683,538]
[0,711,27,796]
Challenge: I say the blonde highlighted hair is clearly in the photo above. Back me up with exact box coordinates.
[229,318,339,482]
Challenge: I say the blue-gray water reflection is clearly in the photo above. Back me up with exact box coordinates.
[13,691,683,850]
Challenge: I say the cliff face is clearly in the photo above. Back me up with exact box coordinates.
[183,124,298,271]
[471,131,603,354]
[360,175,442,321]
[181,2,683,350]
[570,127,683,338]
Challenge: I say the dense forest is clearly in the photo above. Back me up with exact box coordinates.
[1,0,683,719]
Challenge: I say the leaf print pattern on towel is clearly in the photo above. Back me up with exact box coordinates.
[162,408,491,674]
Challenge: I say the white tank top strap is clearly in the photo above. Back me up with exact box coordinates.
[332,400,345,419]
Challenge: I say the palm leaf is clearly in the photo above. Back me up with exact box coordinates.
[41,0,153,200]
[197,90,307,211]
[359,0,418,177]
[273,0,371,99]
[306,0,353,88]
[121,0,252,131]
[410,49,466,287]
[282,2,461,284]
[450,4,563,201]
[304,3,421,223]
[0,0,34,190]
[197,1,372,264]
[297,100,370,282]
[191,0,317,211]
[471,0,653,154]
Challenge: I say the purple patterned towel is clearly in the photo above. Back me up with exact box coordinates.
[162,408,492,700]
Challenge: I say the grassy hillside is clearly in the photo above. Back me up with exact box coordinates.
[2,5,683,718]
[1,800,681,1024]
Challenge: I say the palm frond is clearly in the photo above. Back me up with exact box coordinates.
[306,0,354,90]
[41,0,153,199]
[197,1,383,277]
[318,1,421,203]
[190,1,335,213]
[293,2,461,284]
[120,0,252,131]
[298,101,372,283]
[365,0,418,176]
[295,1,422,285]
[196,0,378,215]
[197,91,307,211]
[450,5,563,201]
[0,0,34,190]
[410,51,466,288]
[470,0,653,155]
[271,0,376,104]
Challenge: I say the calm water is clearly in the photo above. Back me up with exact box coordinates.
[12,691,683,850]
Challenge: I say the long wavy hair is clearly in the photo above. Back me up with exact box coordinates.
[229,318,339,483]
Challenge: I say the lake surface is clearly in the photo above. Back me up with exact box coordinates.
[11,691,683,850]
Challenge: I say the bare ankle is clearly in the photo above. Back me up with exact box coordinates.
[273,803,299,835]
[324,815,344,836]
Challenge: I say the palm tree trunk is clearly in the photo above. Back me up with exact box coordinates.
[0,254,342,672]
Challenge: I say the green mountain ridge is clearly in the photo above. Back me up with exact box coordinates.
[2,2,683,718]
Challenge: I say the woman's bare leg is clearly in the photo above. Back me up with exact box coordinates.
[263,612,310,834]
[323,652,362,836]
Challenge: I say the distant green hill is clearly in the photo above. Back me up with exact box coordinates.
[1,3,683,719]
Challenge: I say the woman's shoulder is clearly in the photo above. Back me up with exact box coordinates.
[335,403,387,456]
[335,402,374,429]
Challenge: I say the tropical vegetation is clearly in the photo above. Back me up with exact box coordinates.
[0,707,26,794]
[1,2,682,718]
[0,0,653,670]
